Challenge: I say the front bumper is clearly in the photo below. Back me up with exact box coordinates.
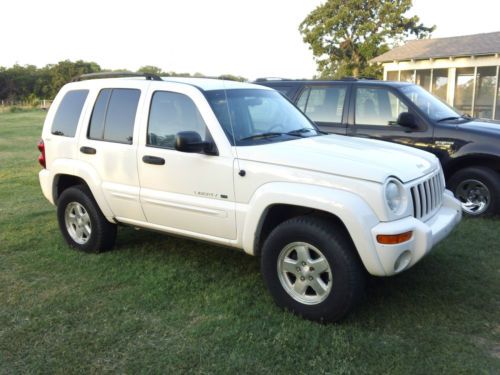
[370,190,461,276]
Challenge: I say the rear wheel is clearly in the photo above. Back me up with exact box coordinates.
[57,185,117,252]
[449,167,500,217]
[261,215,364,322]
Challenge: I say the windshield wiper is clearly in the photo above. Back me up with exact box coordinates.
[437,116,461,122]
[286,128,315,137]
[239,132,285,141]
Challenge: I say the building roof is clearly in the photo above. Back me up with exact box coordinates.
[371,31,500,63]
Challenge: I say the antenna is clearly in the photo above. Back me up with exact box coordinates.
[220,79,243,174]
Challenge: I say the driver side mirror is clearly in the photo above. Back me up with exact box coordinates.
[397,112,418,130]
[175,131,218,155]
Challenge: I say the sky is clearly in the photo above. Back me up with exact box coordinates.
[1,0,499,80]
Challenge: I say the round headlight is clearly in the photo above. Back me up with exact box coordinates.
[385,180,402,213]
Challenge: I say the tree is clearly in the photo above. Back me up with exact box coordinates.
[299,0,434,79]
[48,60,101,97]
[138,65,164,75]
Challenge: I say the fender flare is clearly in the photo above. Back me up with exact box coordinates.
[50,159,114,220]
[240,182,385,276]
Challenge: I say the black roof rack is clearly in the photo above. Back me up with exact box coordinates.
[72,72,162,82]
[254,77,292,82]
[340,76,377,81]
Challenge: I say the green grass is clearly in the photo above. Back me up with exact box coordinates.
[1,110,499,374]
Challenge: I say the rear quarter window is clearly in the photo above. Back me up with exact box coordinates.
[51,90,89,137]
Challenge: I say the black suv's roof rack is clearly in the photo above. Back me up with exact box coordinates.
[254,77,292,82]
[255,76,378,83]
[340,76,377,81]
[72,72,162,82]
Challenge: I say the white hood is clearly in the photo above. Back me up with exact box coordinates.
[235,134,438,183]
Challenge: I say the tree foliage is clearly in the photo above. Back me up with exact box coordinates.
[0,61,248,103]
[299,0,435,79]
[0,60,101,102]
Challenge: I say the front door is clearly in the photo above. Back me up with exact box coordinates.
[137,88,237,240]
[349,85,434,151]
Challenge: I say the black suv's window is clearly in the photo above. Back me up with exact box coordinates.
[147,91,208,149]
[88,88,140,144]
[297,86,346,123]
[51,90,89,137]
[355,87,408,126]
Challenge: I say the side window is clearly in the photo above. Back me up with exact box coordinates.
[147,91,208,149]
[88,88,140,144]
[274,86,295,99]
[297,86,346,123]
[355,87,408,126]
[51,90,89,137]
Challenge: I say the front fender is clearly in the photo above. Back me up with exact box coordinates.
[240,182,385,275]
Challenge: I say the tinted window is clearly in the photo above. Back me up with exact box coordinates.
[88,88,140,144]
[148,91,208,149]
[355,87,408,126]
[88,89,111,140]
[297,86,346,123]
[51,90,88,137]
[400,85,458,121]
[274,86,295,99]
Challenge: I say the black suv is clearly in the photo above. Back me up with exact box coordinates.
[256,78,500,217]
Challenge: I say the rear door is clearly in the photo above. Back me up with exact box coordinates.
[294,84,350,135]
[78,83,146,221]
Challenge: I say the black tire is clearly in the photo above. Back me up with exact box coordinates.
[448,167,500,217]
[57,185,117,252]
[261,215,365,323]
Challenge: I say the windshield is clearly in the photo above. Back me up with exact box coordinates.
[399,84,463,121]
[204,89,319,146]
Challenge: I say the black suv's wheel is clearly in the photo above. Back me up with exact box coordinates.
[57,185,117,252]
[261,215,364,322]
[448,167,500,217]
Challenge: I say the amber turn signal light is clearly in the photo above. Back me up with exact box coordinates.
[376,231,413,245]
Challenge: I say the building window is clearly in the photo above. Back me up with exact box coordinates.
[400,70,415,83]
[454,68,475,115]
[474,66,497,119]
[386,71,398,81]
[416,70,431,91]
[431,69,448,101]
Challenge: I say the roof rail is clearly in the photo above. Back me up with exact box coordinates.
[340,76,378,81]
[72,72,162,82]
[254,77,291,82]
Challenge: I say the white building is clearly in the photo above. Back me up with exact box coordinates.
[371,31,500,120]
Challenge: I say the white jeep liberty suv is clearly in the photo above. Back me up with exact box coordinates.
[38,72,462,322]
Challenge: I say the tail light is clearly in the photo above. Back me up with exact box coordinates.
[37,139,46,168]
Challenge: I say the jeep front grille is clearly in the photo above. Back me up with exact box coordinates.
[410,171,445,220]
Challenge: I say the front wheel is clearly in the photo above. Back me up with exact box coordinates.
[261,215,365,322]
[57,185,117,252]
[448,167,500,217]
